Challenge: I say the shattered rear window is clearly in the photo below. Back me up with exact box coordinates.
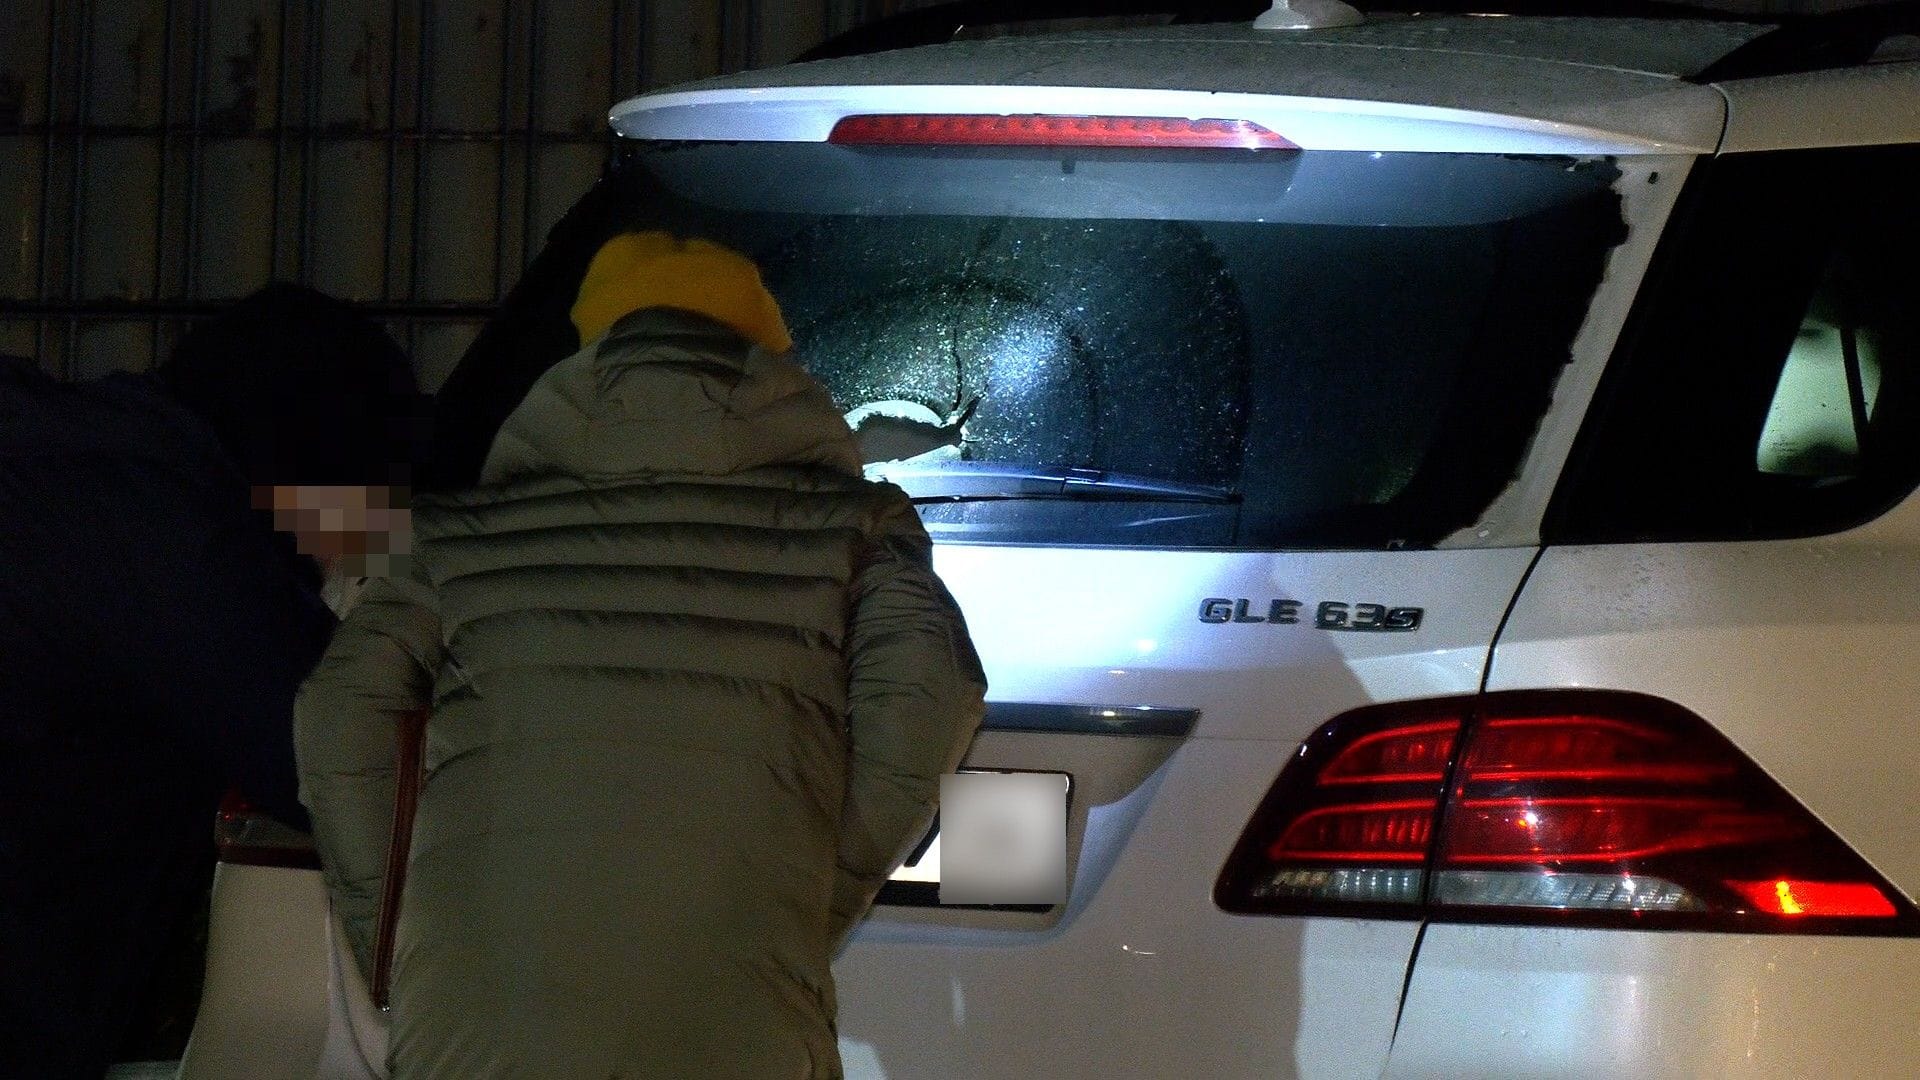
[608,141,1626,549]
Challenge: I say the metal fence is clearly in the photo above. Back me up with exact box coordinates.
[0,0,904,387]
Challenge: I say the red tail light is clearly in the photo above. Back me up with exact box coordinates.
[1461,714,1731,785]
[215,791,320,870]
[1268,800,1438,862]
[1216,691,1919,934]
[1319,720,1457,785]
[1442,797,1804,863]
[827,114,1298,150]
[1727,878,1898,917]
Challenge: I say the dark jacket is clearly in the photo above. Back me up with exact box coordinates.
[296,310,986,1078]
[0,357,334,1079]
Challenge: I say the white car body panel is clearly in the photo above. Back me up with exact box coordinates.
[1483,491,1920,906]
[613,84,1717,155]
[828,546,1532,1076]
[836,744,1415,1080]
[1391,550,1920,1075]
[616,19,1746,154]
[178,865,331,1080]
[1386,925,1920,1079]
[1429,88,1919,1080]
[181,871,388,1079]
[1716,61,1920,153]
[1427,458,1920,1073]
[929,546,1537,740]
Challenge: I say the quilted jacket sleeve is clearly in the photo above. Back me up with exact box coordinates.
[293,570,443,977]
[830,495,988,949]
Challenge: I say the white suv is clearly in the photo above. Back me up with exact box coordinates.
[184,5,1920,1078]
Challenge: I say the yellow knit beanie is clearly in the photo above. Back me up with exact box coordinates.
[569,231,794,354]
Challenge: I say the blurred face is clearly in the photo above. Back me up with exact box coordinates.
[253,484,411,576]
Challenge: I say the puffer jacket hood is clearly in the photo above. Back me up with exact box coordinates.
[480,308,863,488]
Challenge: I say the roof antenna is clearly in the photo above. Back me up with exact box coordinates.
[1253,0,1365,31]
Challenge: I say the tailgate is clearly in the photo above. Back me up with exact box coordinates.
[833,544,1537,1078]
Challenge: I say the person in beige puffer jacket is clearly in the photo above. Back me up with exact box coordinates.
[294,232,987,1078]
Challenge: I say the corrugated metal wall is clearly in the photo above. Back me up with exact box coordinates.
[0,1,1868,388]
[0,1,908,387]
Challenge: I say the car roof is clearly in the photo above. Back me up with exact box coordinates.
[613,15,1781,154]
[776,14,1778,81]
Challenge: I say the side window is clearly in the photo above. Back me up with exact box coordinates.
[1755,258,1886,480]
[1550,144,1920,543]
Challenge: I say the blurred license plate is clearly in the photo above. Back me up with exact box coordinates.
[887,769,1071,887]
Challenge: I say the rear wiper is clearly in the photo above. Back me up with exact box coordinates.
[875,462,1239,505]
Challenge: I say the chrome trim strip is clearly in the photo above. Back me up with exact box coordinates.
[981,702,1198,738]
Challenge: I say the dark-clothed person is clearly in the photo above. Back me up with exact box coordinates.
[0,285,421,1079]
[295,234,986,1078]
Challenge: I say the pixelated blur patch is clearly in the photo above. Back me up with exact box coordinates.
[939,771,1068,906]
[256,483,414,564]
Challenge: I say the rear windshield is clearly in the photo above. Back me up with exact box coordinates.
[608,139,1627,549]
